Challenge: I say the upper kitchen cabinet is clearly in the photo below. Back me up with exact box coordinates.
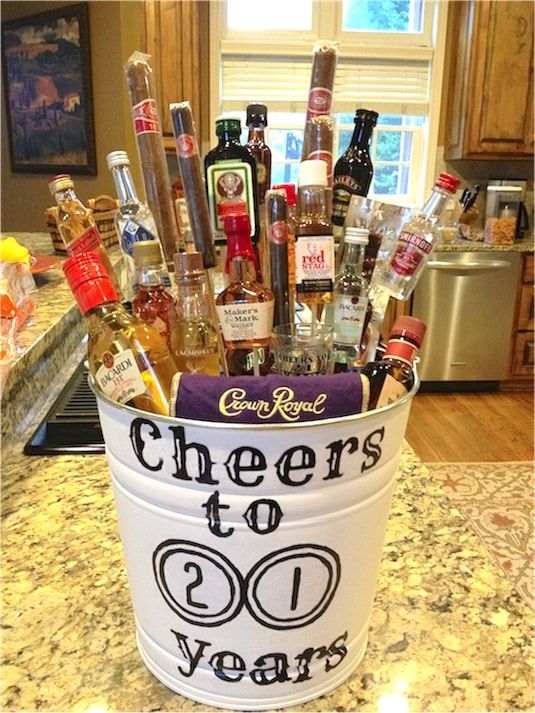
[144,1,210,151]
[444,1,534,159]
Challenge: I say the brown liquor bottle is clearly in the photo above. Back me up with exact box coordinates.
[246,104,272,204]
[215,213,274,376]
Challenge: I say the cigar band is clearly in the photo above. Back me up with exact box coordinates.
[175,134,198,158]
[306,88,333,116]
[132,98,160,134]
[269,220,288,245]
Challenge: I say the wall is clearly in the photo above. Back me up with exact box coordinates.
[1,0,145,232]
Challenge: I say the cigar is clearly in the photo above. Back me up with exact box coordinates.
[124,51,179,269]
[266,190,291,327]
[302,115,335,186]
[170,102,216,269]
[304,41,338,126]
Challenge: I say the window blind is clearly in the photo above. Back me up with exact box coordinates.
[221,55,431,115]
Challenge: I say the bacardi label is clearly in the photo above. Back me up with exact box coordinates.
[295,235,335,295]
[207,160,256,237]
[68,226,101,255]
[132,99,160,135]
[216,301,274,342]
[390,231,432,277]
[333,295,368,344]
[96,349,146,404]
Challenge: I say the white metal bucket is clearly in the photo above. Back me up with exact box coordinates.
[94,379,417,710]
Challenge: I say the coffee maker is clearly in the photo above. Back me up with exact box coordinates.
[487,179,530,240]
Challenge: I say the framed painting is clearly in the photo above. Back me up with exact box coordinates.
[1,3,96,174]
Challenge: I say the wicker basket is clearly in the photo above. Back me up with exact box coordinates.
[45,194,120,254]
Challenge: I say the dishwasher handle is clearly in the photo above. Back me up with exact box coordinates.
[426,259,513,273]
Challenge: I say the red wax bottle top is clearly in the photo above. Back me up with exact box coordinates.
[63,252,118,314]
[435,172,461,193]
[223,213,258,270]
[272,183,297,207]
[389,315,426,346]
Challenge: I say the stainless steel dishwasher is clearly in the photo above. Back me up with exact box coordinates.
[411,251,521,383]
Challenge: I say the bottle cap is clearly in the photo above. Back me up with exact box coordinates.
[390,315,426,346]
[435,172,461,193]
[298,159,328,187]
[354,109,379,125]
[48,174,73,194]
[223,213,257,266]
[344,227,369,245]
[133,240,163,268]
[63,252,118,314]
[174,250,204,276]
[246,104,268,127]
[215,118,241,136]
[272,183,297,206]
[106,150,130,169]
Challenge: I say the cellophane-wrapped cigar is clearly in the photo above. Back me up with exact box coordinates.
[301,115,335,186]
[301,40,338,160]
[124,51,179,269]
[170,102,216,269]
[266,189,291,326]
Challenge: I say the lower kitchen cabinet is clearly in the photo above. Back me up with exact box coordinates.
[509,254,534,382]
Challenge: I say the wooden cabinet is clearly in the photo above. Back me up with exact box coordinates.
[509,254,534,381]
[444,1,534,159]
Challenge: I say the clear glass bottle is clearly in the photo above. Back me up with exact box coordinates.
[361,315,426,410]
[294,160,335,320]
[374,173,461,300]
[246,103,272,204]
[332,109,378,236]
[204,117,260,246]
[63,251,178,415]
[330,227,371,371]
[48,174,121,296]
[215,213,274,376]
[171,251,221,376]
[132,240,177,349]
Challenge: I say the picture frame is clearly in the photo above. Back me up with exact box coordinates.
[1,3,96,175]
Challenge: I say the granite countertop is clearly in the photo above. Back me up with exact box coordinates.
[1,233,533,712]
[436,236,534,253]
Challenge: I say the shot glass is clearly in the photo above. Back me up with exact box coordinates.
[271,323,334,376]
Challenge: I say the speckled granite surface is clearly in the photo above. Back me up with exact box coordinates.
[436,237,534,253]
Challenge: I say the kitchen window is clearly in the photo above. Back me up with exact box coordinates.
[209,0,447,206]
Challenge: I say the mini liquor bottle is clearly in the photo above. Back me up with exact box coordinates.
[374,172,461,300]
[132,240,177,348]
[171,251,221,376]
[204,117,260,246]
[215,213,274,376]
[294,160,335,320]
[332,109,378,237]
[331,227,370,371]
[246,104,272,204]
[361,315,426,410]
[48,174,121,296]
[63,252,178,415]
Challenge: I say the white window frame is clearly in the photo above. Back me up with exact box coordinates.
[209,0,448,207]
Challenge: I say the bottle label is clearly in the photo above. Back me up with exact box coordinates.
[375,373,408,409]
[121,220,157,254]
[216,300,274,342]
[207,160,256,237]
[174,197,192,234]
[332,178,363,226]
[390,230,432,277]
[383,339,417,363]
[268,220,288,245]
[67,225,102,255]
[175,134,198,158]
[295,235,335,294]
[96,349,146,405]
[132,99,160,135]
[257,162,267,185]
[306,88,333,121]
[333,295,368,343]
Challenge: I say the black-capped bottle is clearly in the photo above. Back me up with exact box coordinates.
[361,315,426,410]
[204,117,260,246]
[332,109,378,235]
[246,104,272,204]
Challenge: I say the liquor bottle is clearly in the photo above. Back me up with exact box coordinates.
[171,251,221,376]
[48,174,121,296]
[374,172,461,300]
[294,159,335,320]
[215,213,274,376]
[132,240,177,348]
[272,182,297,305]
[106,150,161,297]
[332,109,378,237]
[63,252,178,416]
[204,117,260,246]
[361,315,426,410]
[330,227,371,371]
[246,104,272,204]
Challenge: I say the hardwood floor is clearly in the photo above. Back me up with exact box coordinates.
[405,391,535,462]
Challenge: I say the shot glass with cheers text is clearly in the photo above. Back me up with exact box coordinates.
[271,323,334,376]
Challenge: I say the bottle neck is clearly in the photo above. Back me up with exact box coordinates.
[136,265,166,287]
[54,187,79,205]
[248,125,265,141]
[111,165,140,206]
[228,255,257,283]
[350,120,374,148]
[218,131,241,147]
[176,277,210,319]
[85,300,120,323]
[420,186,451,221]
[338,242,366,276]
[383,336,419,365]
[297,185,329,221]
